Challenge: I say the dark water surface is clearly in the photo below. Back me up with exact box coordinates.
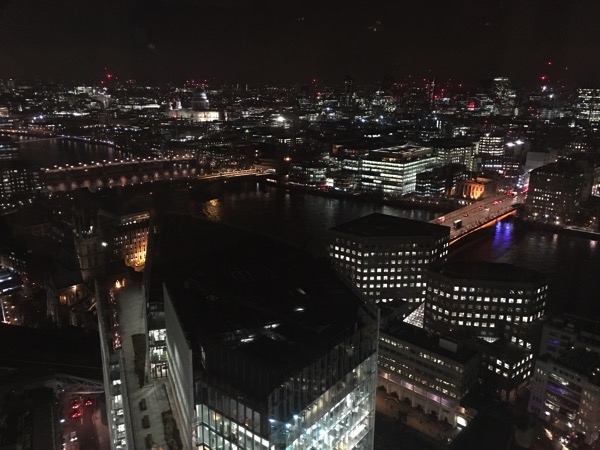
[196,182,600,316]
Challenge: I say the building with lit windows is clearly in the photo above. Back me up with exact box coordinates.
[288,162,328,188]
[415,164,466,199]
[357,144,438,196]
[98,206,150,270]
[529,350,600,445]
[0,160,43,210]
[154,217,379,450]
[424,262,549,338]
[479,339,535,402]
[328,213,449,308]
[378,322,479,428]
[432,140,476,171]
[526,161,585,224]
[491,77,516,116]
[539,315,600,360]
[575,88,600,123]
[477,133,505,157]
[97,280,133,450]
[422,262,549,403]
[528,314,600,442]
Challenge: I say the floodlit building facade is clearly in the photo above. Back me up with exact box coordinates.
[99,208,150,270]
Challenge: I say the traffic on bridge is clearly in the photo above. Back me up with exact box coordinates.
[431,192,526,243]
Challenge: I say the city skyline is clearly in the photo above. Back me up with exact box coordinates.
[1,0,600,84]
[3,8,600,448]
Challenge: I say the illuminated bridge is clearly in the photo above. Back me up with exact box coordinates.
[42,157,265,192]
[42,157,197,192]
[430,193,525,245]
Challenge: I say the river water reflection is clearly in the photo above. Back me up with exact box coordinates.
[9,136,598,317]
[195,182,600,317]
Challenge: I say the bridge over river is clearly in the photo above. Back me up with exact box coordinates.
[430,193,525,244]
[42,157,266,192]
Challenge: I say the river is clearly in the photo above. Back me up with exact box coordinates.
[10,137,600,317]
[194,181,600,317]
[4,134,125,167]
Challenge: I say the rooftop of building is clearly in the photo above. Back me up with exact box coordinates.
[382,322,478,364]
[430,138,475,149]
[367,144,433,160]
[152,215,377,397]
[97,193,152,219]
[3,204,53,228]
[481,337,530,361]
[539,348,600,385]
[530,160,584,175]
[330,213,449,239]
[432,262,547,284]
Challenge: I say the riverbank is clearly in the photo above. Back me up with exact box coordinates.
[0,130,123,151]
[518,218,600,241]
[278,182,455,214]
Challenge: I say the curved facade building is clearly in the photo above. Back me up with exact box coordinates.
[424,262,549,338]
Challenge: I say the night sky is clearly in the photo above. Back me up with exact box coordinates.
[1,0,600,85]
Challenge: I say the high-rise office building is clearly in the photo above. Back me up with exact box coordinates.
[575,88,600,123]
[424,262,549,338]
[357,144,438,196]
[477,133,505,157]
[329,213,449,308]
[152,217,379,450]
[526,161,585,224]
[432,140,476,171]
[491,77,516,116]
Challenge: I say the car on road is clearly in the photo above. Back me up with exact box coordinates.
[84,398,93,406]
[70,400,81,409]
[70,409,83,419]
[70,431,77,442]
[464,213,469,217]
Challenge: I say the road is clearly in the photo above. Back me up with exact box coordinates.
[432,193,526,240]
[61,394,104,450]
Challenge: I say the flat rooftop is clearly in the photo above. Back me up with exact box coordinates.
[540,348,600,385]
[153,215,377,397]
[433,262,547,284]
[382,322,478,364]
[331,213,449,238]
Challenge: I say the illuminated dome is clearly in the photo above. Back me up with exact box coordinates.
[191,87,210,111]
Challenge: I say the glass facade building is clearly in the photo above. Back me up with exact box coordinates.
[357,145,438,196]
[156,217,379,450]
